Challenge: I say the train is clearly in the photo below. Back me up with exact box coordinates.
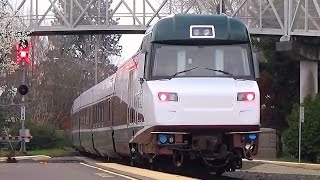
[70,14,261,176]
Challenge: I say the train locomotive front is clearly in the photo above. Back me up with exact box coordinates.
[70,14,260,176]
[129,15,260,175]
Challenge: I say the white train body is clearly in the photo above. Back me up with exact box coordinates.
[71,14,260,173]
[146,78,259,126]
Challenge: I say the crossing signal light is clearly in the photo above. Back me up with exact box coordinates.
[18,85,29,95]
[17,40,30,65]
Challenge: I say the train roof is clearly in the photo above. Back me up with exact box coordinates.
[72,73,116,114]
[149,14,250,43]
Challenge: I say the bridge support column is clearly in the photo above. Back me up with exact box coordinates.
[300,61,318,103]
[276,41,319,102]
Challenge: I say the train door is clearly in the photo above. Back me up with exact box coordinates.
[109,98,118,157]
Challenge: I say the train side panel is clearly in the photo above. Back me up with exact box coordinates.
[113,54,145,156]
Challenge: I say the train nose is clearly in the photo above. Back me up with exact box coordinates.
[180,85,235,109]
[154,78,238,125]
[177,78,235,124]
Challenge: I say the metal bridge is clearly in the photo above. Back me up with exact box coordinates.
[2,0,320,37]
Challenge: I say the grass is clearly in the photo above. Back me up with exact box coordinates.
[26,147,76,157]
[0,147,76,157]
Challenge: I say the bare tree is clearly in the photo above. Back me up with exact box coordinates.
[0,0,30,76]
[24,0,122,129]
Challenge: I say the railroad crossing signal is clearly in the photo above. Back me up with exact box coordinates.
[18,85,29,95]
[17,39,30,65]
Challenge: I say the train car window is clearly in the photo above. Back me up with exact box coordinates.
[84,109,86,127]
[93,106,96,127]
[91,106,94,128]
[84,110,87,127]
[86,108,90,128]
[80,110,83,127]
[97,105,100,127]
[77,113,79,129]
[141,35,150,53]
[77,113,79,130]
[100,103,103,127]
[144,34,152,79]
[108,99,112,126]
[74,113,77,130]
[104,101,108,126]
[71,115,73,130]
[102,102,105,126]
[152,45,177,77]
[90,107,94,128]
[96,105,99,126]
[83,109,86,127]
[223,46,250,76]
[151,44,253,79]
[88,108,90,128]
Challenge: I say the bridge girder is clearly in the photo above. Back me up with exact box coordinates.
[2,0,320,37]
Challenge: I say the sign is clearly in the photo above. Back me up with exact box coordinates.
[300,106,304,123]
[19,129,31,143]
[21,106,25,121]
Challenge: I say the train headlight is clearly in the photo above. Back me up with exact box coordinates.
[168,135,175,144]
[158,92,178,102]
[245,143,253,150]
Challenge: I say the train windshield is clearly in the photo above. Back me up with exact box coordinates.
[151,44,253,80]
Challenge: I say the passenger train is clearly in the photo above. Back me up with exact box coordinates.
[70,14,260,175]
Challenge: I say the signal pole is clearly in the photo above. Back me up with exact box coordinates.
[17,40,30,154]
[20,61,27,154]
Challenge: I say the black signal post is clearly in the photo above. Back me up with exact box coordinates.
[17,39,30,154]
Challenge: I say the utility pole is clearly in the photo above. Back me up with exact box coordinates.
[94,35,101,85]
[95,42,98,85]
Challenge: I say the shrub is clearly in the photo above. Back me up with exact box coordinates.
[282,95,320,162]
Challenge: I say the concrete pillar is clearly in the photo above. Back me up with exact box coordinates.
[300,61,318,103]
[276,41,320,103]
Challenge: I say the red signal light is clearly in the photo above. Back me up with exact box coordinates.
[20,51,27,58]
[17,40,30,65]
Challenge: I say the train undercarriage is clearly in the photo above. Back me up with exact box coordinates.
[129,130,259,176]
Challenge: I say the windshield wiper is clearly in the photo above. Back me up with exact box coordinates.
[169,67,198,80]
[205,68,233,77]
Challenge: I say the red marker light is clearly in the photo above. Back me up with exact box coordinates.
[246,93,255,101]
[237,92,255,101]
[159,93,168,101]
[158,92,178,102]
